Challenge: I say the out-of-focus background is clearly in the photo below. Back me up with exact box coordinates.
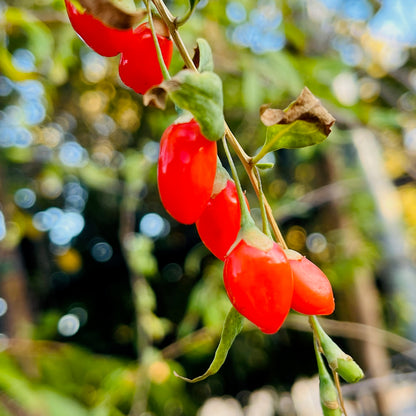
[1,0,416,415]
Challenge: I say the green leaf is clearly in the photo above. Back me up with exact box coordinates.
[194,38,214,72]
[168,70,225,141]
[253,87,335,163]
[175,307,244,382]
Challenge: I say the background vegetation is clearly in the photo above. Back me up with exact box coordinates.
[1,0,416,414]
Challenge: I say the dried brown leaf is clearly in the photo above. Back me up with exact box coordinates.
[260,87,335,134]
[143,79,180,109]
[143,86,168,109]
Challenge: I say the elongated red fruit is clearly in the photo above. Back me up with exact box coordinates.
[196,167,248,260]
[285,249,335,315]
[157,117,217,224]
[223,228,293,334]
[119,23,173,94]
[64,0,132,57]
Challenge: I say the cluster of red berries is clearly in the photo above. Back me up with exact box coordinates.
[157,116,335,334]
[64,0,173,94]
[65,1,335,335]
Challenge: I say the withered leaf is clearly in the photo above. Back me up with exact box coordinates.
[143,83,172,109]
[260,87,335,134]
[254,87,336,161]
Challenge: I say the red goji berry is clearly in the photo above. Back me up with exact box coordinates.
[118,23,173,95]
[64,0,132,57]
[196,167,249,260]
[285,249,335,315]
[223,228,293,334]
[157,117,217,224]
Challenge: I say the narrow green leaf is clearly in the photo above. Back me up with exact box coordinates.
[175,307,244,383]
[253,87,335,163]
[194,38,214,72]
[168,70,225,141]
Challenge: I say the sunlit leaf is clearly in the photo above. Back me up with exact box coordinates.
[169,70,224,141]
[144,69,225,141]
[175,307,244,382]
[254,87,335,162]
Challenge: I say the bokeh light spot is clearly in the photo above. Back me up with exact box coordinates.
[14,188,36,209]
[148,361,171,384]
[12,49,36,72]
[68,307,88,326]
[91,241,113,262]
[58,314,80,337]
[404,129,416,152]
[306,232,328,254]
[140,213,169,238]
[143,141,160,163]
[14,127,33,148]
[23,100,46,125]
[55,248,82,274]
[82,52,108,83]
[40,175,63,199]
[59,142,88,167]
[162,263,183,282]
[286,226,307,251]
[0,298,8,317]
[332,72,359,106]
[0,76,13,96]
[0,211,6,241]
[226,2,247,23]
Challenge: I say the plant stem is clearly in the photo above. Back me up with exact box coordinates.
[146,0,171,81]
[251,124,292,165]
[176,1,199,26]
[222,135,254,230]
[224,125,287,247]
[332,370,347,415]
[254,167,272,238]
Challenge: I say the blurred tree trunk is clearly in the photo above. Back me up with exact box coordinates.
[323,150,392,416]
[351,128,416,340]
[0,166,33,339]
[0,247,33,339]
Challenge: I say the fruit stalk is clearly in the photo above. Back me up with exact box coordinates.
[146,0,171,81]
